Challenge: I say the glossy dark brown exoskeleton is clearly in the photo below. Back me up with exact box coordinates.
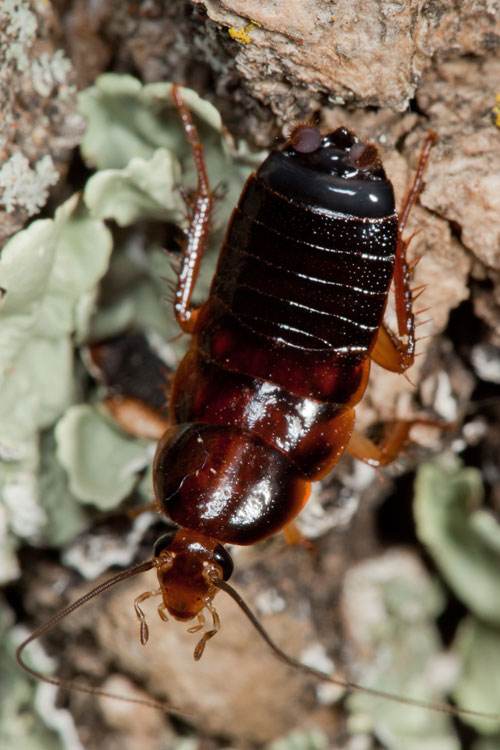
[19,89,447,709]
[139,90,435,653]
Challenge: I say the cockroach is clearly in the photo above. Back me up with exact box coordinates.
[16,87,499,724]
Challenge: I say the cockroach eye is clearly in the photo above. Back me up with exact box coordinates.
[348,141,380,171]
[213,544,234,581]
[153,529,178,557]
[290,125,322,154]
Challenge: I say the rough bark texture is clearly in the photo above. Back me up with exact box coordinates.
[0,1,83,243]
[198,0,500,118]
[3,1,500,749]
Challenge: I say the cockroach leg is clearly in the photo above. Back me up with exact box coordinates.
[346,423,417,468]
[371,132,436,374]
[397,132,436,238]
[358,132,439,466]
[134,588,161,645]
[283,521,315,551]
[346,416,453,468]
[127,500,160,520]
[370,321,414,373]
[171,85,215,334]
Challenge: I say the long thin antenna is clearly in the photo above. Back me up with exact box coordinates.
[214,577,500,722]
[16,559,192,717]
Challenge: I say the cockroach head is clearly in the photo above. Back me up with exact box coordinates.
[153,527,234,621]
[259,125,395,219]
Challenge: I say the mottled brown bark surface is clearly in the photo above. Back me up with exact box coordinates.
[3,2,500,749]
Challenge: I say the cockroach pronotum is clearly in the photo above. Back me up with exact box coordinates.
[16,86,499,724]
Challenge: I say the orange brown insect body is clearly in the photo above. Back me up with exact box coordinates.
[146,91,432,644]
[22,89,495,721]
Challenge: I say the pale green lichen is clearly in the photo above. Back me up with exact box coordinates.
[452,617,500,735]
[414,460,500,626]
[0,193,112,579]
[77,75,262,241]
[0,506,19,581]
[343,549,459,749]
[0,152,59,215]
[84,147,183,226]
[266,728,328,750]
[1,597,73,750]
[414,460,500,734]
[55,405,154,510]
[78,75,223,170]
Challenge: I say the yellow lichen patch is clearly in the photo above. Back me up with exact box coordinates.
[228,19,261,45]
[492,94,500,128]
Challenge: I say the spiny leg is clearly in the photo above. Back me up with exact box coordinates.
[397,132,436,239]
[362,135,438,466]
[370,321,414,373]
[134,588,161,645]
[171,85,215,334]
[371,132,436,374]
[346,416,451,469]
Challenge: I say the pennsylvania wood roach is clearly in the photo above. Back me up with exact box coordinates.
[16,87,498,724]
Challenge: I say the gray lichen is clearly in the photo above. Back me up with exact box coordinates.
[30,49,74,98]
[0,153,59,215]
[1,0,38,72]
[0,0,82,243]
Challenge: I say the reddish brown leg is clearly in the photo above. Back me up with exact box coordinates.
[355,134,437,467]
[371,132,436,374]
[283,521,314,551]
[171,85,215,333]
[127,500,160,520]
[104,396,169,440]
[346,422,416,468]
[347,415,452,469]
